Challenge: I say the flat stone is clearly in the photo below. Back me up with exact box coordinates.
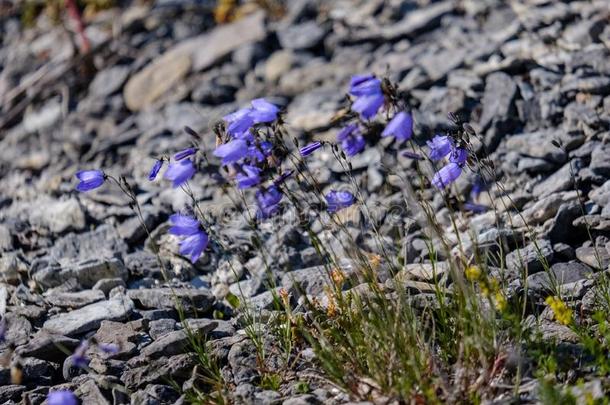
[277,21,326,50]
[526,262,594,296]
[400,262,450,282]
[123,11,266,111]
[506,239,554,275]
[121,353,196,389]
[33,257,127,289]
[43,296,134,336]
[45,289,106,308]
[533,160,581,198]
[127,288,214,314]
[89,65,131,97]
[15,331,80,362]
[576,246,610,270]
[141,319,217,359]
[28,197,86,234]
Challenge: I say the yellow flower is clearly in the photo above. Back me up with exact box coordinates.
[494,291,507,312]
[545,296,573,326]
[465,265,481,281]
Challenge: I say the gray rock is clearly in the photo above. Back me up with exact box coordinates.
[278,21,326,50]
[533,160,581,198]
[228,339,259,384]
[127,288,214,314]
[506,240,553,274]
[0,313,32,349]
[15,332,80,362]
[148,319,177,340]
[526,262,594,297]
[0,385,25,402]
[576,246,610,270]
[0,252,26,285]
[89,65,131,97]
[43,296,134,336]
[123,11,266,111]
[23,97,62,132]
[33,257,127,289]
[141,319,217,358]
[121,353,196,389]
[92,278,127,295]
[590,143,610,177]
[45,289,106,308]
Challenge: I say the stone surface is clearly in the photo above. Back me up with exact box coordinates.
[123,12,266,111]
[43,296,134,336]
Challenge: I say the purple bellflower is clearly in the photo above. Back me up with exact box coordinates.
[236,165,261,189]
[72,340,89,369]
[250,98,280,123]
[213,139,248,165]
[337,124,365,156]
[256,186,283,218]
[174,147,197,161]
[148,159,163,181]
[98,343,120,355]
[449,147,468,164]
[349,75,384,119]
[400,150,424,160]
[427,135,452,161]
[274,169,294,186]
[168,214,208,263]
[224,108,254,137]
[47,390,78,405]
[464,202,489,213]
[247,141,273,163]
[432,163,462,189]
[382,111,413,141]
[300,141,322,157]
[75,170,105,192]
[326,190,355,213]
[164,159,196,188]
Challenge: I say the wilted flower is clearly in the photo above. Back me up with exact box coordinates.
[299,141,322,157]
[426,135,452,161]
[148,159,163,181]
[174,147,197,161]
[349,74,384,119]
[337,124,365,157]
[213,139,249,165]
[325,190,355,213]
[164,159,196,187]
[47,390,78,405]
[236,165,261,189]
[382,111,413,141]
[432,163,462,189]
[75,170,105,192]
[256,186,283,218]
[168,214,208,263]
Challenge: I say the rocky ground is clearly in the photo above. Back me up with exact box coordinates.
[1,0,610,403]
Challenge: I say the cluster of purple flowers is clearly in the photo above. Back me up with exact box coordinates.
[212,98,288,218]
[427,135,468,189]
[333,74,414,159]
